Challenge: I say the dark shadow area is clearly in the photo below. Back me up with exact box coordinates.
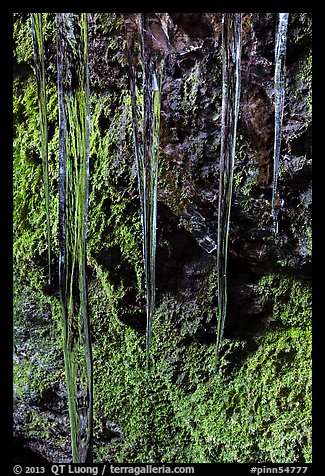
[156,202,215,295]
[12,438,49,464]
[94,244,146,333]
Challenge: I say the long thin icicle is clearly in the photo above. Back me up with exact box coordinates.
[216,14,242,363]
[56,13,92,463]
[30,13,51,284]
[272,13,289,241]
[125,14,165,371]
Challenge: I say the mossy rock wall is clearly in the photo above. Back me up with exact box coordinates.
[13,13,312,463]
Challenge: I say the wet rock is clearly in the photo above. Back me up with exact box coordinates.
[13,12,312,462]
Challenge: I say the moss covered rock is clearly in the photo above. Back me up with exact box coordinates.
[13,13,312,463]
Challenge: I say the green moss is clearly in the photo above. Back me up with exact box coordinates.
[87,91,143,291]
[258,273,312,328]
[182,62,201,118]
[13,14,66,449]
[13,13,311,465]
[294,52,312,117]
[13,276,64,431]
[25,410,52,439]
[13,72,59,286]
[305,225,312,255]
[15,271,311,462]
[89,272,311,463]
[188,325,311,463]
[233,135,259,196]
[13,13,33,64]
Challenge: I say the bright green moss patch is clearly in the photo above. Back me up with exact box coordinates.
[13,13,33,65]
[87,91,143,295]
[90,274,311,463]
[13,72,59,284]
[258,273,312,328]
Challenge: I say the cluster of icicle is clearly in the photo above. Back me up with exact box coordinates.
[215,12,289,361]
[124,13,166,373]
[215,13,242,363]
[31,13,92,463]
[30,12,289,462]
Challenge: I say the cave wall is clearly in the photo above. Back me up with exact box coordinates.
[13,12,312,463]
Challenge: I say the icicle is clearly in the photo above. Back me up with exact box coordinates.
[125,14,165,372]
[272,13,289,241]
[215,14,242,364]
[56,13,92,463]
[30,13,51,285]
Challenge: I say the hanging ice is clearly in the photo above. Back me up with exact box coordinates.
[272,13,289,241]
[125,13,166,371]
[216,13,242,362]
[56,13,93,463]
